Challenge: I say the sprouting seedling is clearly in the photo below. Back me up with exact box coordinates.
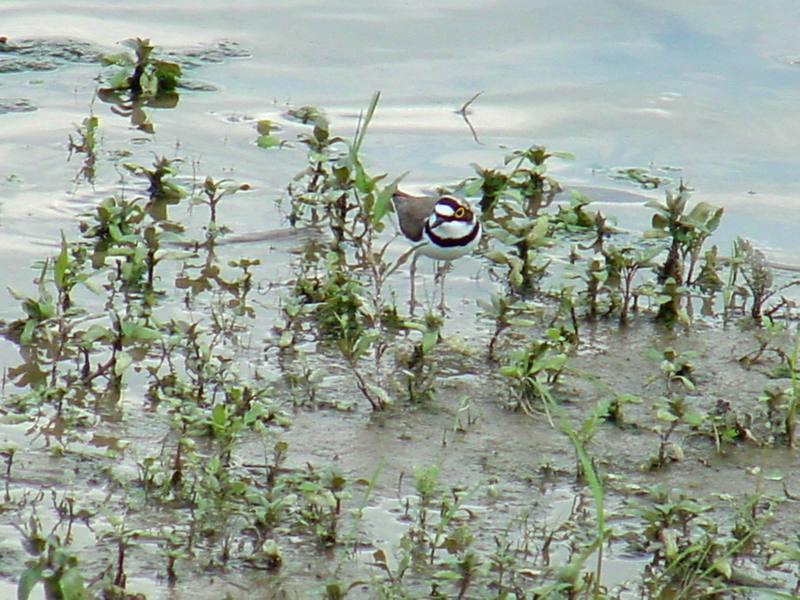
[7,260,57,346]
[15,514,88,600]
[97,38,182,133]
[477,293,541,360]
[693,245,724,296]
[644,184,723,323]
[503,144,572,217]
[641,348,705,469]
[193,175,251,232]
[553,192,598,232]
[610,165,673,189]
[644,347,697,394]
[483,212,552,295]
[123,156,186,219]
[463,165,509,215]
[499,328,570,424]
[52,232,92,312]
[101,37,181,100]
[68,115,99,157]
[397,317,441,403]
[67,114,100,183]
[732,238,800,321]
[254,119,286,149]
[602,243,661,325]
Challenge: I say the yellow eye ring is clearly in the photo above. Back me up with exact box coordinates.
[455,207,466,218]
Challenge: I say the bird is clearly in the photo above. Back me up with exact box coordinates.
[391,190,482,311]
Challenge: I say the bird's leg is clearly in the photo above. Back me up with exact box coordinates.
[409,252,419,313]
[435,260,451,313]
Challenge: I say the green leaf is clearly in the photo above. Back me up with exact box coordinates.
[153,60,181,90]
[211,404,227,428]
[114,351,133,376]
[531,215,549,240]
[108,68,131,90]
[278,330,294,348]
[141,69,160,97]
[421,329,439,353]
[17,565,43,600]
[684,410,704,427]
[499,366,519,378]
[482,250,512,265]
[352,160,374,194]
[20,319,39,345]
[643,228,668,239]
[463,178,483,196]
[353,334,373,358]
[101,52,133,67]
[662,529,679,559]
[121,322,161,342]
[57,566,86,600]
[81,324,111,343]
[257,134,281,149]
[656,408,678,422]
[644,199,667,211]
[372,172,407,226]
[108,223,123,242]
[508,318,538,328]
[54,233,69,291]
[352,91,380,155]
[711,557,732,578]
[544,354,568,371]
[432,569,462,580]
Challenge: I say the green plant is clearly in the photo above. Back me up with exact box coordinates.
[757,337,800,448]
[397,316,441,403]
[729,238,800,321]
[101,37,181,99]
[295,467,348,546]
[192,175,251,235]
[602,243,661,324]
[502,145,572,217]
[499,327,570,422]
[477,293,542,360]
[625,486,774,599]
[521,382,611,599]
[484,213,551,295]
[467,144,573,296]
[641,348,705,469]
[67,114,100,183]
[610,164,674,189]
[123,156,186,220]
[98,38,182,132]
[468,165,509,215]
[16,514,87,600]
[644,184,723,324]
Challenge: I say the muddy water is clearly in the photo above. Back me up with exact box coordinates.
[2,1,800,599]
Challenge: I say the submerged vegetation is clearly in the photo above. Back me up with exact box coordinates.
[1,37,799,599]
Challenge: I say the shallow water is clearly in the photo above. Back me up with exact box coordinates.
[3,2,800,599]
[3,2,800,249]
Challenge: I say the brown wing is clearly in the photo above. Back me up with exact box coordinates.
[391,190,438,242]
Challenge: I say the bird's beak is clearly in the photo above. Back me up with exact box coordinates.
[431,215,445,229]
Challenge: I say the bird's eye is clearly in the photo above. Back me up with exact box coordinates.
[455,207,465,218]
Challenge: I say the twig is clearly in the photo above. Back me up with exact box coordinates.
[456,91,483,144]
